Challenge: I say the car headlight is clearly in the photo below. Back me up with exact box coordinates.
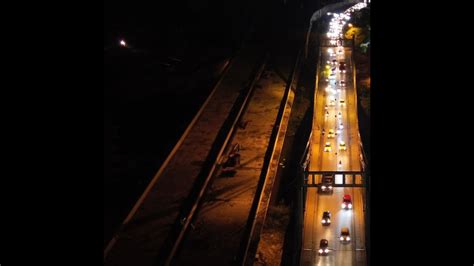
[322,186,326,189]
[342,203,346,208]
[328,186,333,189]
[319,249,323,253]
[348,204,353,209]
[322,220,326,223]
[346,237,350,241]
[325,249,329,253]
[340,236,344,241]
[327,219,330,223]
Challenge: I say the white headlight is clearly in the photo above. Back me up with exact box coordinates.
[342,203,346,208]
[319,249,323,253]
[328,186,333,189]
[340,237,344,241]
[327,219,330,223]
[322,186,326,189]
[325,249,329,253]
[322,220,326,223]
[346,237,350,241]
[348,204,353,209]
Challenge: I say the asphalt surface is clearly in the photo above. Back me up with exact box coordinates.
[301,46,366,266]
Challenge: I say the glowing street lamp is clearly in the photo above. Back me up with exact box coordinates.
[119,39,127,47]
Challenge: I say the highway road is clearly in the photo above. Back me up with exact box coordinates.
[300,45,366,266]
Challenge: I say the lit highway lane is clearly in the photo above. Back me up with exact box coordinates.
[312,188,365,266]
[301,46,365,266]
[320,47,357,172]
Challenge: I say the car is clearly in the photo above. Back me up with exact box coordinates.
[339,99,345,106]
[339,141,347,150]
[329,99,335,106]
[340,227,351,242]
[318,239,329,255]
[339,80,346,87]
[331,59,337,66]
[341,194,353,209]
[319,175,333,193]
[328,129,335,138]
[339,64,346,73]
[324,142,332,152]
[338,122,344,130]
[321,211,331,225]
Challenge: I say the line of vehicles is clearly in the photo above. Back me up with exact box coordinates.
[319,43,352,258]
[318,59,354,255]
[318,174,354,255]
[323,48,346,156]
[316,2,367,258]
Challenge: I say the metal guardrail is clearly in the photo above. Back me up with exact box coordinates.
[351,30,370,266]
[349,36,369,173]
[299,131,312,172]
[294,43,321,266]
[236,49,303,266]
[155,55,268,266]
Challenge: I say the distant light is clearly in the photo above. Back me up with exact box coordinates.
[327,12,331,15]
[119,40,127,47]
[348,23,353,27]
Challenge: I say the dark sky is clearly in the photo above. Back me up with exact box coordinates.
[104,0,247,49]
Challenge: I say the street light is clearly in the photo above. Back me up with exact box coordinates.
[119,39,127,47]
